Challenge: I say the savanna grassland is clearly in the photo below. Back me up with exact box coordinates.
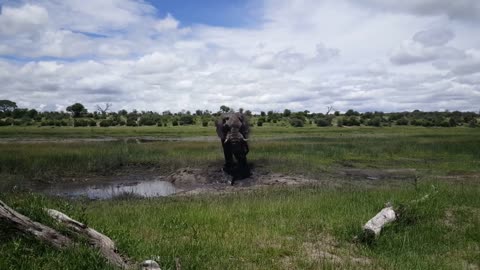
[1,125,479,269]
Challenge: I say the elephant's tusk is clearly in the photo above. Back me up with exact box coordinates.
[224,138,230,143]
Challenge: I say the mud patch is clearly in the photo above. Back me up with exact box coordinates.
[301,235,372,268]
[167,166,321,196]
[27,165,423,200]
[339,168,417,181]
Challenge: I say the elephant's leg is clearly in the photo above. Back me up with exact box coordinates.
[221,141,234,171]
[234,149,251,179]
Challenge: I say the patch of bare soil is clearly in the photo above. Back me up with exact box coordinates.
[436,171,480,184]
[338,168,417,181]
[18,164,427,199]
[168,166,323,196]
[281,234,374,269]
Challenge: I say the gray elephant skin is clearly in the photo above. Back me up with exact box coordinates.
[215,112,251,182]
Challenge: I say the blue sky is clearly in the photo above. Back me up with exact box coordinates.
[0,0,479,113]
[147,0,261,28]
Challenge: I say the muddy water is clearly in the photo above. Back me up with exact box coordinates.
[41,180,176,200]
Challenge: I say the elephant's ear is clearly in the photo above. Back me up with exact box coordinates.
[216,117,226,140]
[238,113,250,139]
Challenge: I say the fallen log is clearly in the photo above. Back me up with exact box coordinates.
[361,203,397,240]
[0,200,72,249]
[46,208,129,269]
[358,188,437,242]
[0,199,161,269]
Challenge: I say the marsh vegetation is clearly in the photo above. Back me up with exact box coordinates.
[1,126,479,269]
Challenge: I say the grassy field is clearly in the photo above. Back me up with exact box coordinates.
[1,126,479,269]
[1,126,479,182]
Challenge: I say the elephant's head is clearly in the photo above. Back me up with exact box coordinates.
[216,112,249,145]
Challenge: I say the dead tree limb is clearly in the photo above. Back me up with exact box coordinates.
[46,209,129,269]
[0,200,72,249]
[1,200,161,269]
[358,188,437,242]
[362,204,396,240]
[96,103,112,115]
[326,105,335,115]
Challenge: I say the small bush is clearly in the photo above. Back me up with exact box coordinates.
[366,117,382,127]
[257,121,264,127]
[179,115,194,126]
[0,120,10,126]
[202,120,209,127]
[290,118,304,127]
[139,118,156,126]
[469,119,477,128]
[73,119,89,127]
[126,119,137,127]
[396,118,409,126]
[99,120,113,127]
[448,118,458,127]
[315,117,332,127]
[342,116,360,126]
[410,119,423,126]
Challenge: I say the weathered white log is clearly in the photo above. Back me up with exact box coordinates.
[1,200,162,269]
[141,260,161,270]
[362,205,396,238]
[0,200,72,249]
[46,209,162,270]
[46,208,129,269]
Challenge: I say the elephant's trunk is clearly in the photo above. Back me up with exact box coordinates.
[224,127,246,143]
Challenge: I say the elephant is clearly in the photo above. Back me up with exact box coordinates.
[216,112,251,182]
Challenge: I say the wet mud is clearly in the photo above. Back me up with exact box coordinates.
[24,165,422,200]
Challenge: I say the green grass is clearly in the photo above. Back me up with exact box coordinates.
[1,182,479,269]
[1,126,479,183]
[1,126,479,269]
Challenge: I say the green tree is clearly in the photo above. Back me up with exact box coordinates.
[0,100,17,112]
[66,103,87,118]
[345,109,359,116]
[27,109,38,119]
[220,105,231,113]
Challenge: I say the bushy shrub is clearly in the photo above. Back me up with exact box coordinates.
[257,120,263,127]
[0,119,11,126]
[366,117,382,127]
[468,119,477,128]
[396,118,409,125]
[172,120,179,126]
[73,119,89,127]
[99,119,113,127]
[290,118,304,127]
[410,119,423,126]
[126,118,137,126]
[89,120,97,127]
[179,115,194,125]
[139,118,156,126]
[315,117,332,127]
[342,116,360,126]
[448,118,458,127]
[440,121,450,127]
[202,120,209,127]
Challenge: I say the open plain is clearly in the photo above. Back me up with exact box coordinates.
[1,126,479,269]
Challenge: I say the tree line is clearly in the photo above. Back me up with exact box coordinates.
[0,100,478,128]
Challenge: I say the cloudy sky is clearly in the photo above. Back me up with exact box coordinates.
[1,0,479,113]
